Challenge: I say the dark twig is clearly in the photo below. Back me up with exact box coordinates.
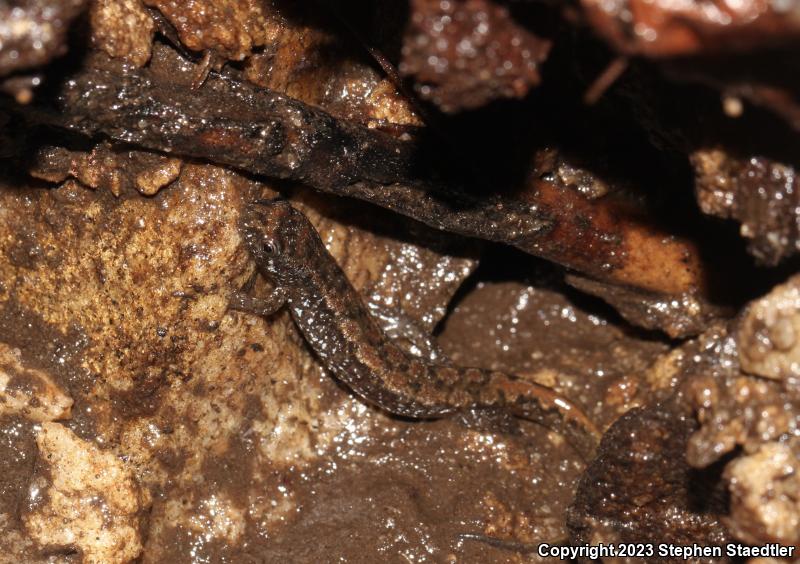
[584,56,628,105]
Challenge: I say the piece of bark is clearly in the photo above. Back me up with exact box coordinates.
[25,51,710,297]
[582,0,800,58]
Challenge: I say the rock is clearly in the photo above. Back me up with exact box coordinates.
[737,274,800,381]
[0,343,72,422]
[22,422,151,563]
[725,439,800,545]
[400,0,550,112]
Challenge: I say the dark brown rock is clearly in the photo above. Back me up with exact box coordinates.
[400,0,550,112]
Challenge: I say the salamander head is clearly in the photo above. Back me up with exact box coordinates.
[241,198,320,284]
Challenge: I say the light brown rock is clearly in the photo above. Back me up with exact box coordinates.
[91,0,155,67]
[23,422,151,563]
[0,343,72,422]
[737,274,800,381]
[725,439,800,545]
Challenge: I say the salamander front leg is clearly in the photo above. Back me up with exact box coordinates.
[229,289,287,317]
[228,272,287,318]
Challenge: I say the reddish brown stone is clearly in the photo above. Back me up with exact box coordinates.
[400,0,550,112]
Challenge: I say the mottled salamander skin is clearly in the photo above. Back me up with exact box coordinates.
[239,198,600,459]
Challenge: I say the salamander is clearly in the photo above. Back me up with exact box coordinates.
[236,198,600,459]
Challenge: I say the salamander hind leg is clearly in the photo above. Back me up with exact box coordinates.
[366,301,447,363]
[454,407,521,435]
[483,372,601,461]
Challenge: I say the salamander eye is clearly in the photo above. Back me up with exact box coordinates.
[263,240,280,256]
